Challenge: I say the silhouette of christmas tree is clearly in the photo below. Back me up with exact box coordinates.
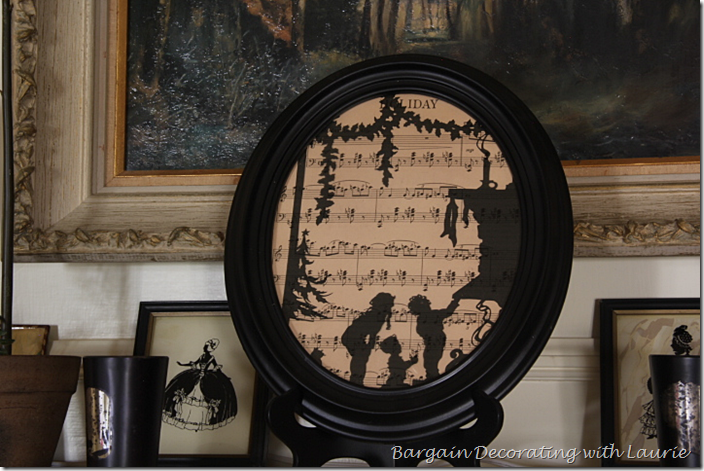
[282,229,330,319]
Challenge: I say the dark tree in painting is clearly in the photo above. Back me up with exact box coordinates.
[127,0,310,171]
[303,0,362,53]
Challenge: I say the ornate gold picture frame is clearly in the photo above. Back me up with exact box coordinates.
[8,0,699,261]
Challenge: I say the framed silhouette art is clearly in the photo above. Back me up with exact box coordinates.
[599,298,701,467]
[134,301,269,466]
[224,54,574,458]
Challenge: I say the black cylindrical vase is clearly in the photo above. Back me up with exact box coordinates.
[649,354,700,467]
[83,356,169,467]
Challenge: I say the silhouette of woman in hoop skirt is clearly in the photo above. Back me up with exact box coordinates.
[162,338,237,431]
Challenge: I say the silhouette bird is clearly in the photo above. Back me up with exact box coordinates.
[671,325,693,356]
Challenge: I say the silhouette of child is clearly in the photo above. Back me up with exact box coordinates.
[379,335,417,388]
[341,292,395,385]
[407,295,459,380]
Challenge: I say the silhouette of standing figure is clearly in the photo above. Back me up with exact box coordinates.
[408,295,459,381]
[162,339,237,431]
[341,292,395,385]
[379,335,418,388]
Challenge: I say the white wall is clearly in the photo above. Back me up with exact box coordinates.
[11,255,700,466]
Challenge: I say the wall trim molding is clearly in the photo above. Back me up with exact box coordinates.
[48,336,598,382]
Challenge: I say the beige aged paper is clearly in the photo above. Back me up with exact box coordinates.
[273,94,519,388]
[149,314,256,455]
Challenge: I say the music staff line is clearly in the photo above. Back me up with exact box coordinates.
[307,304,487,325]
[310,133,496,147]
[305,150,507,171]
[284,182,465,201]
[273,241,483,262]
[275,267,515,292]
[297,335,479,354]
[295,320,485,352]
[276,205,518,227]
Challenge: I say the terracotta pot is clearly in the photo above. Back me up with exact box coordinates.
[0,355,81,467]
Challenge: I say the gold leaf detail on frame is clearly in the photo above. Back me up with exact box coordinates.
[574,219,700,245]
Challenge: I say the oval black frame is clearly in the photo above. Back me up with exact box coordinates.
[225,54,573,443]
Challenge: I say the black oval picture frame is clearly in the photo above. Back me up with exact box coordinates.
[225,54,573,443]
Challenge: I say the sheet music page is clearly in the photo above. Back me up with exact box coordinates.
[272,94,520,388]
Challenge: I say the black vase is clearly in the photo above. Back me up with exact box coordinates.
[83,356,169,467]
[649,354,701,467]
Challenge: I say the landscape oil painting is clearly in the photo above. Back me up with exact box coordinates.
[125,0,700,172]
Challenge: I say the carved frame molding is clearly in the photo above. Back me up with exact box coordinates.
[9,0,700,262]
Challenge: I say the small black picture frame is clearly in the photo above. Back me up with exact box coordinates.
[599,297,701,467]
[225,54,574,444]
[134,301,269,467]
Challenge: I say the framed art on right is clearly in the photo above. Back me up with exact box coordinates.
[599,298,701,466]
